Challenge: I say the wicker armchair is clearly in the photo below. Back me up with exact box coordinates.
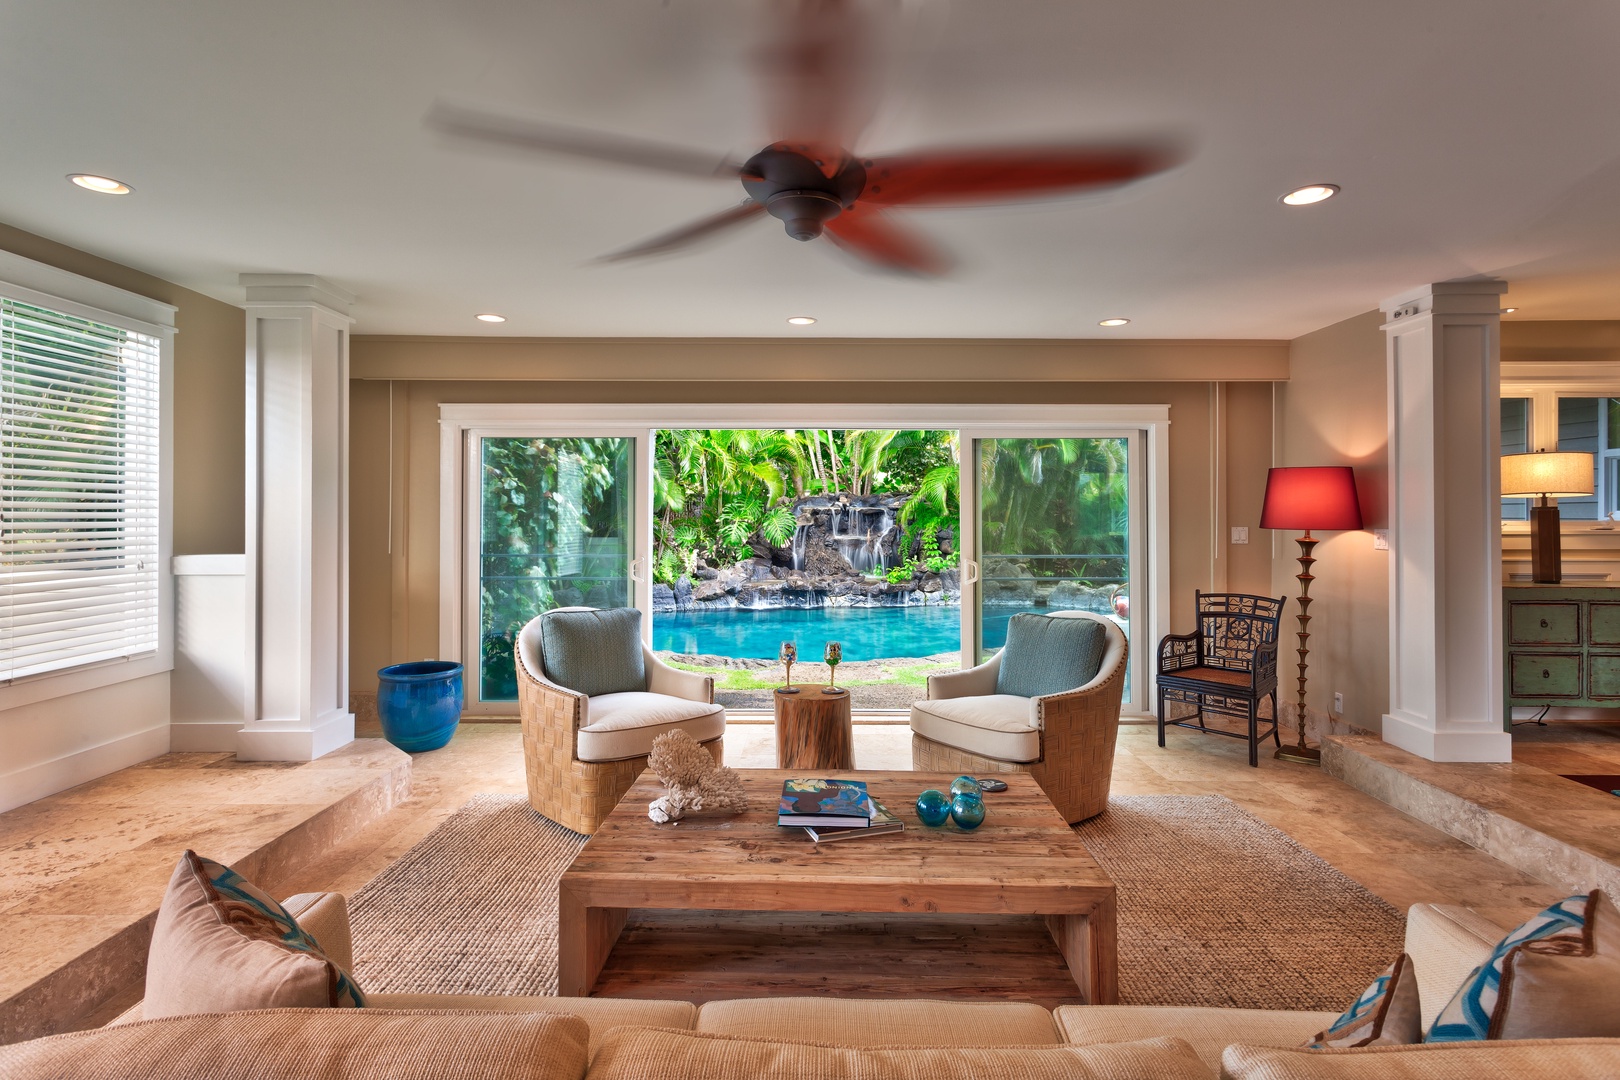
[1155,591,1284,767]
[909,611,1128,824]
[516,609,725,835]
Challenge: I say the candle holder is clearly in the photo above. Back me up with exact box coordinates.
[778,641,799,694]
[823,641,845,695]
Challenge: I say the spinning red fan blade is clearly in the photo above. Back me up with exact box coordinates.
[602,201,766,261]
[824,205,948,275]
[859,145,1179,207]
[426,101,742,179]
[758,0,878,173]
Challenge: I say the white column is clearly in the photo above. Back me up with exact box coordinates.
[237,274,355,761]
[1381,279,1511,762]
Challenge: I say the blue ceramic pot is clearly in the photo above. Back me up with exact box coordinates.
[377,660,464,752]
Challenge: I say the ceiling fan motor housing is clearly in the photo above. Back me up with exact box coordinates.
[741,147,867,240]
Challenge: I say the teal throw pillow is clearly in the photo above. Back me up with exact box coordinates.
[541,607,647,697]
[995,613,1108,698]
[1305,953,1421,1048]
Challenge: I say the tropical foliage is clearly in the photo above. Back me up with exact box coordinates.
[652,428,959,584]
[980,437,1129,585]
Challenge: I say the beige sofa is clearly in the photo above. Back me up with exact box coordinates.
[8,893,1618,1079]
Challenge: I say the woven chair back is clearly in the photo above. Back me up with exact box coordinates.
[1195,591,1284,673]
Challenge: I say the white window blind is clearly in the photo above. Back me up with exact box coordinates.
[0,298,161,680]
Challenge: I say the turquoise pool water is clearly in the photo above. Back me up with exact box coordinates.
[652,604,1046,660]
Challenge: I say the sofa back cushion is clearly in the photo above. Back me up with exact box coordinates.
[587,1026,1214,1080]
[541,608,647,697]
[0,1009,591,1080]
[1221,1037,1620,1079]
[145,851,364,1019]
[996,613,1109,699]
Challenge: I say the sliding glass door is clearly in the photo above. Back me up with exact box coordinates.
[466,433,637,710]
[970,432,1145,705]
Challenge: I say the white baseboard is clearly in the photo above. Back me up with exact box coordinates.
[237,709,355,762]
[170,719,244,752]
[0,724,170,814]
[1381,711,1513,762]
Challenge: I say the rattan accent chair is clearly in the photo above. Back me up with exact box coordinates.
[1155,590,1285,767]
[909,611,1128,824]
[515,609,725,835]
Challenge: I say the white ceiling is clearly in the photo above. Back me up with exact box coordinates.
[4,0,1620,339]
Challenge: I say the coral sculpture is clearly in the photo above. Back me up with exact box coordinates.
[646,729,748,823]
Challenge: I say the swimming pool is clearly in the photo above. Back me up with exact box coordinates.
[651,604,1050,660]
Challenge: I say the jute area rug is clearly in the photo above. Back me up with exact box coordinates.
[347,793,1404,1010]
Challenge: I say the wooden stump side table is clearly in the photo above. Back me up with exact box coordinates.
[773,685,854,770]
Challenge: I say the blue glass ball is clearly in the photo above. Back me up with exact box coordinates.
[950,792,986,830]
[949,775,982,798]
[915,788,951,827]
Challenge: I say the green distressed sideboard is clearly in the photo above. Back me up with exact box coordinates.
[1504,584,1620,725]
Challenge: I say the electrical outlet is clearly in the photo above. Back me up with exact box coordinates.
[1372,530,1389,551]
[1231,526,1249,544]
[1333,692,1344,715]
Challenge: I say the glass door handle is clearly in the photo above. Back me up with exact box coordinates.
[964,560,980,585]
[630,557,646,582]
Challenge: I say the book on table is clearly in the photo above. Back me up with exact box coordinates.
[799,801,904,843]
[778,778,875,828]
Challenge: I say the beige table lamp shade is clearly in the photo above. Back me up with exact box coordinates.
[1501,451,1594,498]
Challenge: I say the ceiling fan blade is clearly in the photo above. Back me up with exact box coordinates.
[758,0,879,170]
[823,206,949,276]
[426,100,742,179]
[599,200,767,261]
[859,144,1180,207]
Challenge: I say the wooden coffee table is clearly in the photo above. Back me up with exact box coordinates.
[557,769,1117,1003]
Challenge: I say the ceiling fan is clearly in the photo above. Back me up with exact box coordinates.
[427,1,1179,275]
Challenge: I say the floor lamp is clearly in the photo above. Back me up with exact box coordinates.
[1500,451,1593,584]
[1259,466,1364,765]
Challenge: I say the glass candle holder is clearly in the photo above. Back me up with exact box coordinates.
[823,641,843,693]
[778,641,798,693]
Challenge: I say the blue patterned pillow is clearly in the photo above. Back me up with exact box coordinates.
[145,850,364,1017]
[1306,953,1421,1048]
[1426,893,1597,1042]
[541,607,647,697]
[995,614,1108,698]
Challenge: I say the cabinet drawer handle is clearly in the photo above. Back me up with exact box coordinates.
[1541,619,1549,628]
[1544,669,1552,679]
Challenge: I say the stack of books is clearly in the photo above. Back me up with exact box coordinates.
[777,778,904,843]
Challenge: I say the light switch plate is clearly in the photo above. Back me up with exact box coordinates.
[1372,530,1389,551]
[1231,526,1249,544]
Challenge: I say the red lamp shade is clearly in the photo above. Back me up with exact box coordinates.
[1259,466,1364,532]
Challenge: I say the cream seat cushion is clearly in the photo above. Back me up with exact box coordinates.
[369,994,694,1054]
[697,997,1060,1046]
[1055,1005,1339,1074]
[909,695,1041,763]
[576,692,725,762]
[1220,1037,1620,1079]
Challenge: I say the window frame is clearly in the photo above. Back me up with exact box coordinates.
[0,250,175,709]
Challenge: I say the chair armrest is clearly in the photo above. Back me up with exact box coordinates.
[281,891,355,973]
[1251,641,1278,690]
[1157,631,1200,673]
[515,616,589,729]
[927,654,1001,699]
[644,645,715,703]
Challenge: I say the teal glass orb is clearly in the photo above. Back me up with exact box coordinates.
[950,792,986,830]
[915,788,951,827]
[949,775,982,798]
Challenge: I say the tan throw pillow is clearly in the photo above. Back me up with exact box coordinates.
[144,850,365,1019]
[1304,953,1421,1048]
[0,1009,591,1080]
[588,1026,1214,1080]
[1427,889,1620,1042]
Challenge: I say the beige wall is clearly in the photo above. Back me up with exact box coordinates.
[0,223,245,812]
[348,344,1281,695]
[1272,310,1390,736]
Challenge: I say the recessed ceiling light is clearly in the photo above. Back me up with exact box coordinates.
[475,313,506,323]
[1281,184,1339,206]
[1503,307,1518,314]
[786,316,817,326]
[67,173,131,195]
[1098,318,1130,327]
